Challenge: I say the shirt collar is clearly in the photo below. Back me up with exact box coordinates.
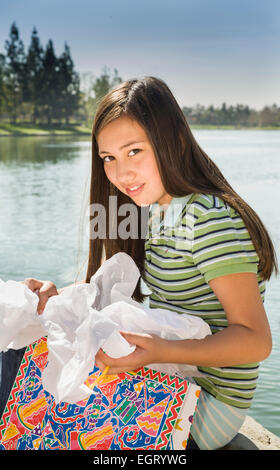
[147,194,193,238]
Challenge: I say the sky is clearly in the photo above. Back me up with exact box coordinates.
[0,0,279,109]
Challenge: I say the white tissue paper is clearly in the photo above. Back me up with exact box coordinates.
[0,252,211,403]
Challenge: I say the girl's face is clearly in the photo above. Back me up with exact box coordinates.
[97,115,172,207]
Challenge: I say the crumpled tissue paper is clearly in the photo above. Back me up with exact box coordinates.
[0,252,211,403]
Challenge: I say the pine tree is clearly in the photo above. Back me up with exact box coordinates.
[4,22,26,123]
[0,54,6,116]
[58,43,80,124]
[25,27,44,124]
[41,39,59,125]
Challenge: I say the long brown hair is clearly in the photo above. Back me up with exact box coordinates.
[86,76,278,301]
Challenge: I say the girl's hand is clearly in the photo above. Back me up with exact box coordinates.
[95,331,169,374]
[22,278,58,314]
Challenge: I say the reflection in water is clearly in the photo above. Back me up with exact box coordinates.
[0,136,91,288]
[0,135,90,165]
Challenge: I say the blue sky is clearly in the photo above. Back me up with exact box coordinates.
[0,0,279,109]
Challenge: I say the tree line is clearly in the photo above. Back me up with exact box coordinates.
[0,23,81,125]
[0,23,279,128]
[182,103,280,128]
[0,22,122,127]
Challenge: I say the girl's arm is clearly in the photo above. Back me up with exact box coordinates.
[165,272,272,367]
[95,272,272,373]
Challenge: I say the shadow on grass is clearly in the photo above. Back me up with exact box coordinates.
[0,122,91,136]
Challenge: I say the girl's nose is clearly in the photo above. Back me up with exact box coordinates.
[116,163,136,185]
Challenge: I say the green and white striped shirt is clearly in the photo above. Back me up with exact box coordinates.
[143,193,266,408]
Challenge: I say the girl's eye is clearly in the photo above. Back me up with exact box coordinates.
[101,149,140,162]
[128,148,140,157]
[102,155,114,163]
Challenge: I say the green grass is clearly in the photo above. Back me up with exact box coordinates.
[0,122,92,136]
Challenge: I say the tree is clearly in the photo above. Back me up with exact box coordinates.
[0,54,6,115]
[41,39,59,125]
[92,67,119,99]
[25,27,44,124]
[259,104,280,127]
[80,67,122,127]
[57,43,80,124]
[92,66,122,110]
[4,22,26,123]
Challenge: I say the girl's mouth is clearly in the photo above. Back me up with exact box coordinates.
[126,183,145,197]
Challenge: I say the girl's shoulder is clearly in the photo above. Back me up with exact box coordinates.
[182,193,242,227]
[190,193,227,210]
[188,193,236,219]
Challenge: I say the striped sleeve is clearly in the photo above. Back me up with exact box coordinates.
[190,197,259,283]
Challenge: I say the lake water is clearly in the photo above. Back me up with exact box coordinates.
[0,130,279,437]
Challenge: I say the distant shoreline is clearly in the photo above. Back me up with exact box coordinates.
[0,123,280,137]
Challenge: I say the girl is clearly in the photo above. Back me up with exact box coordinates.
[23,76,277,450]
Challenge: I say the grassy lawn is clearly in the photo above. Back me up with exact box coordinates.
[0,122,92,136]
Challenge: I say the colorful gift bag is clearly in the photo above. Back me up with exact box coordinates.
[0,337,200,450]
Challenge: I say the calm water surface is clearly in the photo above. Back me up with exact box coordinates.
[0,130,279,436]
